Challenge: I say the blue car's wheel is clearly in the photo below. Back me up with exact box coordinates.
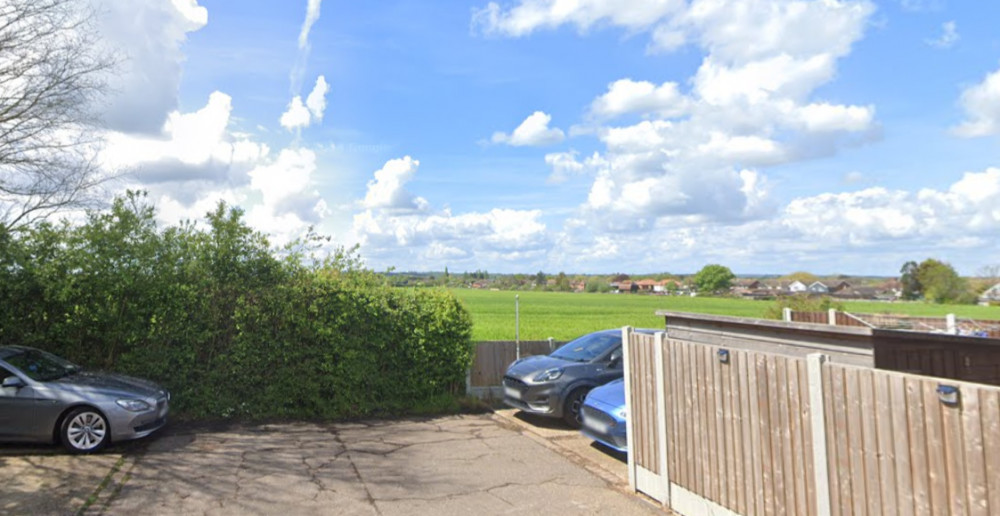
[563,387,590,428]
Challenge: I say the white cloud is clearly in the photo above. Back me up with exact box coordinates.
[95,0,209,134]
[306,76,329,120]
[492,111,565,146]
[926,21,959,49]
[298,0,323,50]
[352,156,551,269]
[590,79,688,119]
[953,66,1000,138]
[472,0,683,37]
[280,96,311,131]
[280,76,330,131]
[475,0,878,235]
[362,156,428,211]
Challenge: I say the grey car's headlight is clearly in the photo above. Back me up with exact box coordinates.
[116,399,152,412]
[533,368,564,382]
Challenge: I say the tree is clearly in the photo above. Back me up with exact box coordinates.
[900,261,921,300]
[783,271,818,284]
[915,259,971,304]
[693,264,735,293]
[0,0,116,231]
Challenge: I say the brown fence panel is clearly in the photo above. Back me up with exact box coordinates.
[790,311,828,324]
[468,341,559,387]
[662,340,815,515]
[627,332,660,475]
[824,363,1000,515]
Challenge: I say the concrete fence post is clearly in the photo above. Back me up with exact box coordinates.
[783,307,792,322]
[654,331,671,505]
[621,326,637,492]
[828,308,837,325]
[947,313,957,335]
[807,353,832,516]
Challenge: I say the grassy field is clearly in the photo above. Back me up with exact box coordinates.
[451,288,1000,341]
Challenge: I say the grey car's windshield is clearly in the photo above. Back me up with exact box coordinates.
[5,348,80,381]
[550,333,620,363]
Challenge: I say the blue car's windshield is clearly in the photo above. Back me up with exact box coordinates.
[550,333,620,363]
[5,349,80,382]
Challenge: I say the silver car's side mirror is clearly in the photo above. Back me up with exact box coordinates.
[2,376,25,389]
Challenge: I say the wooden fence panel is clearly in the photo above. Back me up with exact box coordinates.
[627,332,660,475]
[468,340,559,387]
[659,340,815,515]
[823,363,1000,515]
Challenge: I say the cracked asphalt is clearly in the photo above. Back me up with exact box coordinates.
[1,414,659,515]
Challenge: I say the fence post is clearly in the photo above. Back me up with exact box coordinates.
[828,308,837,325]
[515,295,520,360]
[548,337,555,351]
[947,313,957,335]
[621,326,637,492]
[783,307,792,322]
[807,353,832,516]
[654,331,671,505]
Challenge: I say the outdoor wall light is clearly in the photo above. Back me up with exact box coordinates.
[717,349,730,364]
[936,384,960,406]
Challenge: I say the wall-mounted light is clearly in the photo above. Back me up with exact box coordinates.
[936,384,960,406]
[717,349,730,364]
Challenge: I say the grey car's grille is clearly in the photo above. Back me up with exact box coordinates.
[503,376,527,388]
[582,406,616,427]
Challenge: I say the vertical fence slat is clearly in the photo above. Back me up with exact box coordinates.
[874,370,899,516]
[921,380,948,516]
[739,349,757,516]
[964,387,988,516]
[845,368,866,516]
[941,383,967,516]
[773,357,789,516]
[859,368,882,515]
[757,354,775,516]
[832,366,852,516]
[906,377,931,516]
[982,389,1000,514]
[749,351,765,516]
[788,359,808,516]
[724,347,737,513]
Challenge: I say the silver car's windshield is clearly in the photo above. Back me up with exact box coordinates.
[5,348,80,381]
[550,333,619,363]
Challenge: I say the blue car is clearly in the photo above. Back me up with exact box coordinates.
[580,377,628,453]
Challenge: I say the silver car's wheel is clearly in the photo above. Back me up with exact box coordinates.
[562,387,590,429]
[61,408,109,453]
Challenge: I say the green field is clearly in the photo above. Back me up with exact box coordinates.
[451,288,1000,341]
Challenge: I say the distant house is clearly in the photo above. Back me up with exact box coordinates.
[636,279,658,292]
[829,281,851,294]
[788,281,808,293]
[980,282,1000,305]
[654,279,682,294]
[732,279,762,291]
[808,281,829,294]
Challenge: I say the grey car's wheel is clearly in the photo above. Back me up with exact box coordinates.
[562,387,591,428]
[60,407,109,454]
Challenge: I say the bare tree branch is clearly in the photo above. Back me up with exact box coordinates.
[0,0,116,231]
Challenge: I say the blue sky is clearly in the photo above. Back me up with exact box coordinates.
[93,0,1000,276]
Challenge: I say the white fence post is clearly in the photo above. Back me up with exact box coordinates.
[828,308,837,325]
[947,313,957,335]
[807,353,832,516]
[783,307,792,322]
[621,326,637,492]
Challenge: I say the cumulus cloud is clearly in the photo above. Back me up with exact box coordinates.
[362,156,428,211]
[590,79,688,119]
[306,76,330,120]
[280,76,329,131]
[353,157,550,270]
[476,0,878,234]
[926,21,959,49]
[491,111,565,146]
[953,66,1000,138]
[95,0,208,134]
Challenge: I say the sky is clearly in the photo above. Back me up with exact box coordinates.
[89,0,1000,276]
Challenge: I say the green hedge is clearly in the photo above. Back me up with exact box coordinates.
[0,192,473,419]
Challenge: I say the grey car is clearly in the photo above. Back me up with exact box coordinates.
[0,345,170,453]
[502,328,654,428]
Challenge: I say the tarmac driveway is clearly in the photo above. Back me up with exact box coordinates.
[0,414,658,515]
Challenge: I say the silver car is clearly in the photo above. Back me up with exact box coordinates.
[0,346,170,453]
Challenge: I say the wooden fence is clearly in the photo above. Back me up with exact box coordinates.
[466,340,562,397]
[623,325,1000,515]
[787,309,1000,338]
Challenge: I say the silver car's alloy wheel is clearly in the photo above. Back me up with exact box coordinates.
[62,409,108,453]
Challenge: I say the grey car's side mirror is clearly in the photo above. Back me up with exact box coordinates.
[2,376,25,389]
